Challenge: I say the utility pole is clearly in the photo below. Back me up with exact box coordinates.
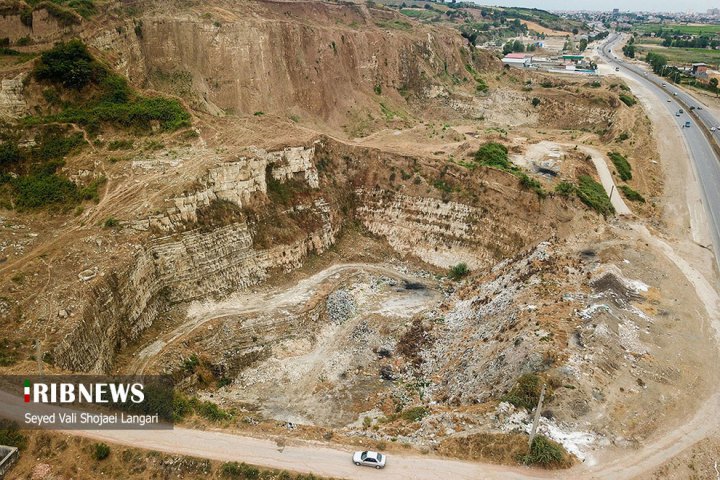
[528,383,547,448]
[609,185,615,201]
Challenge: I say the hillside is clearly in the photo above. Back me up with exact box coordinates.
[0,1,716,479]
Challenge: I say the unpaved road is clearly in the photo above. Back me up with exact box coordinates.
[579,146,632,215]
[128,263,432,374]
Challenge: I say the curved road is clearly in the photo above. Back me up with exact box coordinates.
[600,33,720,266]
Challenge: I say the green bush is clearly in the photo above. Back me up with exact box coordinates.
[11,173,79,209]
[518,173,546,198]
[521,435,568,467]
[608,151,632,181]
[78,176,106,202]
[221,462,259,479]
[619,184,645,203]
[0,339,17,366]
[0,420,26,449]
[107,139,134,150]
[103,217,119,228]
[448,262,469,280]
[576,175,614,216]
[554,181,574,196]
[31,39,190,132]
[502,373,544,411]
[92,442,110,460]
[531,97,540,107]
[400,406,429,422]
[0,142,21,169]
[32,129,85,161]
[618,93,636,107]
[34,39,101,89]
[474,142,511,169]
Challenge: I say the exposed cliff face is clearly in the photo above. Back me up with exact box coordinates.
[0,8,70,42]
[51,136,574,372]
[132,145,319,232]
[54,144,335,372]
[356,188,557,270]
[86,1,497,123]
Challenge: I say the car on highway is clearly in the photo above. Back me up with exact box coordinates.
[712,127,716,132]
[673,92,678,96]
[676,112,681,117]
[353,451,386,469]
[662,83,666,87]
[679,109,683,113]
[615,67,620,71]
[685,121,691,128]
[667,99,672,102]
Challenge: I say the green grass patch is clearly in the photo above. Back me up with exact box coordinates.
[554,181,575,196]
[635,44,720,67]
[608,151,632,181]
[474,142,547,197]
[375,19,412,31]
[619,184,646,203]
[29,40,190,133]
[502,373,545,411]
[0,419,27,450]
[576,175,614,216]
[107,139,134,150]
[618,94,636,107]
[521,435,571,468]
[448,262,469,280]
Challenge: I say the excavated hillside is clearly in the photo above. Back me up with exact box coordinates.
[0,0,717,475]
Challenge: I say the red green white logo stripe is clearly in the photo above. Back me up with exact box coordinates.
[24,379,30,403]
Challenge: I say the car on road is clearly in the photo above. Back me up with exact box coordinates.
[353,451,386,469]
[679,109,683,113]
[662,83,666,87]
[615,67,620,71]
[673,92,678,96]
[712,127,716,132]
[685,121,691,128]
[667,99,672,102]
[690,106,696,110]
[676,112,681,117]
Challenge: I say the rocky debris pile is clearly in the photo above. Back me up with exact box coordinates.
[326,289,356,325]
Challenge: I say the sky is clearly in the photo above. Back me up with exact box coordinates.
[469,0,718,13]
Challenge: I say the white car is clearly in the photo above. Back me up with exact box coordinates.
[712,127,717,132]
[667,99,671,102]
[353,451,387,469]
[662,83,666,87]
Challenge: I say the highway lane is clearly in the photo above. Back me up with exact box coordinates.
[600,34,720,268]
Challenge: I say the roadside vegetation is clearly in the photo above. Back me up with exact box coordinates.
[575,175,614,217]
[608,151,632,181]
[619,185,645,203]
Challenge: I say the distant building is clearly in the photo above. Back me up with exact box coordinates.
[612,8,619,15]
[692,63,709,78]
[502,53,532,67]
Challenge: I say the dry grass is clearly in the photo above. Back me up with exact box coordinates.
[438,432,573,469]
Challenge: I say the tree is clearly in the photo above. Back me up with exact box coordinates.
[578,38,588,52]
[710,77,720,95]
[572,28,579,35]
[531,97,541,107]
[512,39,524,52]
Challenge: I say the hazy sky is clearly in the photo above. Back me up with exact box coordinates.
[469,0,717,13]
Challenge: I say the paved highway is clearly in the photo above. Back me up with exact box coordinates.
[599,34,720,269]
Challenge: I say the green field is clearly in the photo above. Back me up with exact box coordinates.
[400,8,438,20]
[635,43,720,68]
[634,23,720,35]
